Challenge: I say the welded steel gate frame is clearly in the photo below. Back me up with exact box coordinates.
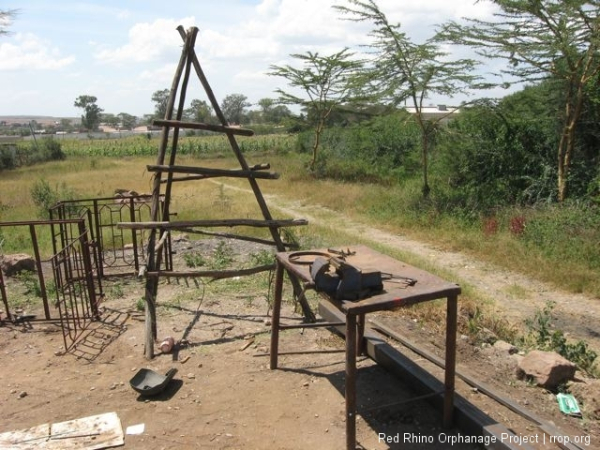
[50,219,100,350]
[49,194,172,277]
[0,219,100,351]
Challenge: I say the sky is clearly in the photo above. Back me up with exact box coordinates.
[0,0,510,118]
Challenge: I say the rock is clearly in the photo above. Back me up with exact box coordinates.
[0,254,36,277]
[478,327,498,344]
[516,350,576,389]
[18,391,27,399]
[494,340,518,355]
[569,378,600,420]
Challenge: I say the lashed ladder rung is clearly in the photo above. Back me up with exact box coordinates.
[117,218,308,230]
[147,164,279,180]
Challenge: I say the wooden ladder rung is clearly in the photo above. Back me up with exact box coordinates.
[153,119,254,136]
[147,164,279,180]
[117,218,308,230]
[147,264,275,280]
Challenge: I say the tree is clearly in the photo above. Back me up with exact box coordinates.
[258,98,292,124]
[59,118,73,132]
[74,95,103,131]
[220,93,251,125]
[335,0,487,197]
[151,89,170,119]
[186,99,214,124]
[118,112,137,130]
[440,0,600,202]
[101,113,119,129]
[269,49,361,170]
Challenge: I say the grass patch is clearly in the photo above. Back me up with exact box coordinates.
[2,151,599,300]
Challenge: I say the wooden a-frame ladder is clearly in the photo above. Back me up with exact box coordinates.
[119,26,314,359]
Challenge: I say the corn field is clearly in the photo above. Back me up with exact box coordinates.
[58,134,297,158]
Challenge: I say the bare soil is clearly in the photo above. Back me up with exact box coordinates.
[1,199,599,449]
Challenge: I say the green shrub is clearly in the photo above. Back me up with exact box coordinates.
[520,302,598,376]
[0,146,17,170]
[183,251,206,268]
[30,179,77,219]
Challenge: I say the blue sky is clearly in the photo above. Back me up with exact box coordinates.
[0,0,506,118]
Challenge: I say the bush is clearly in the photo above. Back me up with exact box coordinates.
[297,111,421,183]
[30,179,76,219]
[42,138,66,161]
[435,101,557,214]
[0,146,17,170]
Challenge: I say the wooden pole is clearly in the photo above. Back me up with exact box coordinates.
[142,27,193,360]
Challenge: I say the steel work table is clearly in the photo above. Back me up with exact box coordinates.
[269,245,461,450]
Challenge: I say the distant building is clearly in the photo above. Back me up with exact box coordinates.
[403,104,460,123]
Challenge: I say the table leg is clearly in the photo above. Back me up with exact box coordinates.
[443,294,458,428]
[269,260,285,370]
[356,313,366,356]
[346,313,357,450]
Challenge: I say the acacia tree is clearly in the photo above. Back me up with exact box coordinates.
[118,112,137,130]
[74,95,103,131]
[186,99,214,124]
[440,0,600,202]
[151,89,170,119]
[335,0,487,197]
[269,49,361,171]
[258,98,292,124]
[221,93,251,125]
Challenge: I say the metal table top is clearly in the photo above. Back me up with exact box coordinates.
[276,244,461,315]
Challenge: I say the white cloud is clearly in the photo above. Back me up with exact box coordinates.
[116,10,131,21]
[94,17,197,64]
[139,63,179,85]
[0,33,75,71]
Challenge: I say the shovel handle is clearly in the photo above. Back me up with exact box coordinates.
[164,368,178,380]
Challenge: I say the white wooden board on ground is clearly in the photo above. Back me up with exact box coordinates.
[0,412,124,450]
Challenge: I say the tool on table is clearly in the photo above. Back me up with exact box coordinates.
[310,256,383,301]
[380,272,417,287]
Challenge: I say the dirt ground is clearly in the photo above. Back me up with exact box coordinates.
[1,221,599,449]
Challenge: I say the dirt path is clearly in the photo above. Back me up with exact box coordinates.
[220,181,600,353]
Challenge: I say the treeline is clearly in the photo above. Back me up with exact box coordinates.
[298,77,599,216]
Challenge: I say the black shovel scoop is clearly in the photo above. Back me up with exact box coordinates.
[129,368,178,396]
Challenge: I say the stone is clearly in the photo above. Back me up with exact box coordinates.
[0,254,36,277]
[516,350,576,389]
[493,340,518,355]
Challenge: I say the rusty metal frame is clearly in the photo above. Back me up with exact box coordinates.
[0,219,93,323]
[50,219,100,350]
[49,194,172,277]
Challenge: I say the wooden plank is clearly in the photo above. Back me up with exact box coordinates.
[49,412,123,449]
[117,218,308,230]
[147,164,279,180]
[0,412,123,450]
[162,165,270,183]
[0,423,50,449]
[153,119,254,136]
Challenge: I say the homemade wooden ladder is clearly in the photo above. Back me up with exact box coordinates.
[119,26,313,359]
